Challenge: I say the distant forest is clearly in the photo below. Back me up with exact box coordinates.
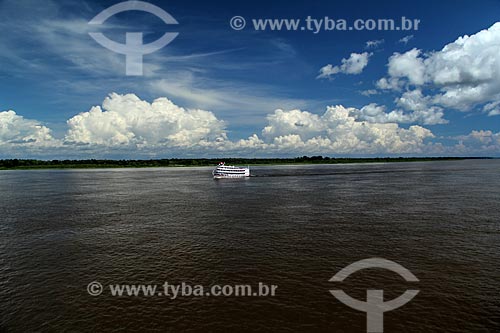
[0,156,488,169]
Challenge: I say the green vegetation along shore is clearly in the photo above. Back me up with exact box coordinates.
[0,156,490,170]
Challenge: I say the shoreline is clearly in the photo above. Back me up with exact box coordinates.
[0,157,493,170]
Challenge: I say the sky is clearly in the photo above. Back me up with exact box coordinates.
[1,0,500,158]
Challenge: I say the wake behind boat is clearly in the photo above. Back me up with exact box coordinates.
[212,162,250,179]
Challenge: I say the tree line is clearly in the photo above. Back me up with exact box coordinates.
[0,156,479,169]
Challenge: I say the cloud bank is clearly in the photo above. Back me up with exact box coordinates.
[1,93,498,157]
[252,105,434,154]
[62,94,437,154]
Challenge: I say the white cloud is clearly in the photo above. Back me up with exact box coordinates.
[250,105,435,154]
[366,39,384,49]
[456,130,500,145]
[317,64,340,78]
[341,52,372,74]
[317,52,372,79]
[429,23,500,111]
[346,93,447,125]
[349,103,391,122]
[65,93,227,147]
[394,89,447,124]
[1,94,498,157]
[0,96,436,155]
[262,109,325,141]
[399,35,414,45]
[379,22,500,115]
[452,130,500,153]
[0,110,57,147]
[483,101,500,116]
[360,89,379,96]
[376,77,404,91]
[348,103,405,124]
[150,73,311,126]
[387,48,426,85]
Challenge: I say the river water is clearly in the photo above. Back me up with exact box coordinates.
[0,160,499,332]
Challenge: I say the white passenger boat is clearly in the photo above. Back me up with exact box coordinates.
[212,162,250,179]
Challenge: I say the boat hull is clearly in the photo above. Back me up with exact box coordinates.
[212,164,250,179]
[213,174,249,179]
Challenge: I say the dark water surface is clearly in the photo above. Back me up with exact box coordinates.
[0,160,499,332]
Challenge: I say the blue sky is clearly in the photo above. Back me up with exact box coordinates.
[0,0,500,158]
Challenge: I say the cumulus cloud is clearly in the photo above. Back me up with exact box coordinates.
[457,130,500,145]
[317,52,372,79]
[453,130,500,153]
[394,89,447,124]
[64,95,432,154]
[346,93,447,125]
[1,94,498,157]
[0,110,57,147]
[376,77,405,91]
[246,105,435,154]
[65,93,227,148]
[379,22,500,115]
[387,48,426,85]
[348,104,406,124]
